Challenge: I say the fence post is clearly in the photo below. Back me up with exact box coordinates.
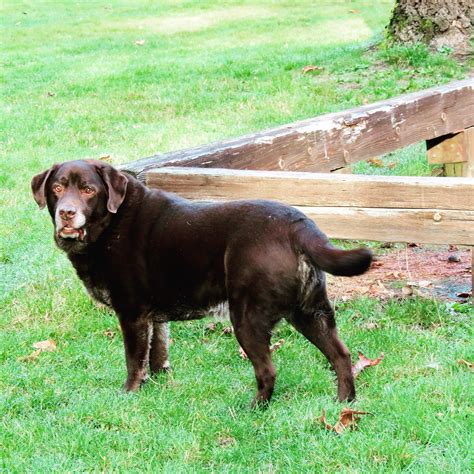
[427,127,474,177]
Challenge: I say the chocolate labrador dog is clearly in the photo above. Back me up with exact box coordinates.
[32,160,372,405]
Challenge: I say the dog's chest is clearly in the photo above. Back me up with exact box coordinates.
[71,256,113,307]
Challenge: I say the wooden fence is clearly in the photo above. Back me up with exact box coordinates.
[121,78,474,289]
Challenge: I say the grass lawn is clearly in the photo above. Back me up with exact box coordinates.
[1,1,472,471]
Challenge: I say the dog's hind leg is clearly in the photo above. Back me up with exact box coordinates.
[230,300,277,407]
[289,297,355,402]
[149,321,170,374]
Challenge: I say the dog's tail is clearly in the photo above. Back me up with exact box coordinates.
[293,221,372,277]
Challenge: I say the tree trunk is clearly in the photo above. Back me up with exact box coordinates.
[387,0,473,54]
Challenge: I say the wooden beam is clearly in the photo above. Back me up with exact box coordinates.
[298,207,474,245]
[122,79,474,180]
[146,167,474,211]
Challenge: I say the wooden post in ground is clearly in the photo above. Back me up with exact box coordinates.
[427,127,474,177]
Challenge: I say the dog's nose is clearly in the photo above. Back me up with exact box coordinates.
[59,207,76,221]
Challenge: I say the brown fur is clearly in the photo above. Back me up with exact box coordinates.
[32,160,372,405]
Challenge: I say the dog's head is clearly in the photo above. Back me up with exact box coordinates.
[31,160,128,252]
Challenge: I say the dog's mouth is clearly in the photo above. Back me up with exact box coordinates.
[58,225,87,241]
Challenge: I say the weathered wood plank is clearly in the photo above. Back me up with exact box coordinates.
[122,79,474,180]
[298,207,474,245]
[427,126,474,169]
[146,167,474,211]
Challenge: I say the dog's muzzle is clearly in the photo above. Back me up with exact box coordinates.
[55,206,87,240]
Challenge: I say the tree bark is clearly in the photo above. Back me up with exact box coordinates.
[387,0,473,54]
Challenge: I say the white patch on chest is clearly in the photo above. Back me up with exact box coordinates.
[206,301,230,321]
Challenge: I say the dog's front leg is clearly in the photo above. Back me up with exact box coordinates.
[118,314,152,392]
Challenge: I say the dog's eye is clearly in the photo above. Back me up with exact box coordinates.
[82,186,95,195]
[53,184,63,193]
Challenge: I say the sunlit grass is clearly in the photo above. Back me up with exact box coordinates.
[1,1,472,471]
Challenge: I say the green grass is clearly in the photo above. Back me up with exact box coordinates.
[1,1,472,471]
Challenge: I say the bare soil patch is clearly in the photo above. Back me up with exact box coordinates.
[327,246,472,301]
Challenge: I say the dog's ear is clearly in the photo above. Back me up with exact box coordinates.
[31,165,58,209]
[95,163,128,213]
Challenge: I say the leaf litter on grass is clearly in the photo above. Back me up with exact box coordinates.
[18,339,57,362]
[318,408,372,435]
[352,352,384,378]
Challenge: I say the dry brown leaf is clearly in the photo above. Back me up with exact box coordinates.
[104,329,115,338]
[302,65,324,74]
[385,271,404,279]
[402,285,413,296]
[205,323,217,332]
[387,162,396,169]
[17,349,41,363]
[318,409,333,430]
[135,39,146,46]
[270,339,285,352]
[99,153,112,163]
[367,158,383,167]
[222,326,233,335]
[370,260,384,268]
[334,408,371,434]
[352,351,384,378]
[318,408,371,434]
[457,359,474,370]
[32,339,57,352]
[239,347,248,360]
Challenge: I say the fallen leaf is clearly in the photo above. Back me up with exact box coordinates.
[205,323,216,332]
[318,408,371,434]
[366,158,383,167]
[18,349,41,363]
[218,436,235,448]
[401,286,413,296]
[334,408,371,434]
[318,409,333,431]
[387,162,396,169]
[239,347,248,360]
[222,326,233,335]
[135,39,145,46]
[104,329,115,338]
[348,9,361,14]
[457,359,474,370]
[32,339,57,352]
[448,244,458,252]
[385,271,404,279]
[352,351,384,378]
[46,91,55,97]
[370,260,384,268]
[270,339,285,352]
[364,322,379,330]
[99,153,112,163]
[302,65,324,74]
[407,242,419,248]
[407,280,432,288]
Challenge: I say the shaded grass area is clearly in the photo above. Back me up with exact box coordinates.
[1,0,473,471]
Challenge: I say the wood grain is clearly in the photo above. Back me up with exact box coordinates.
[146,167,474,211]
[122,79,474,180]
[298,207,474,245]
